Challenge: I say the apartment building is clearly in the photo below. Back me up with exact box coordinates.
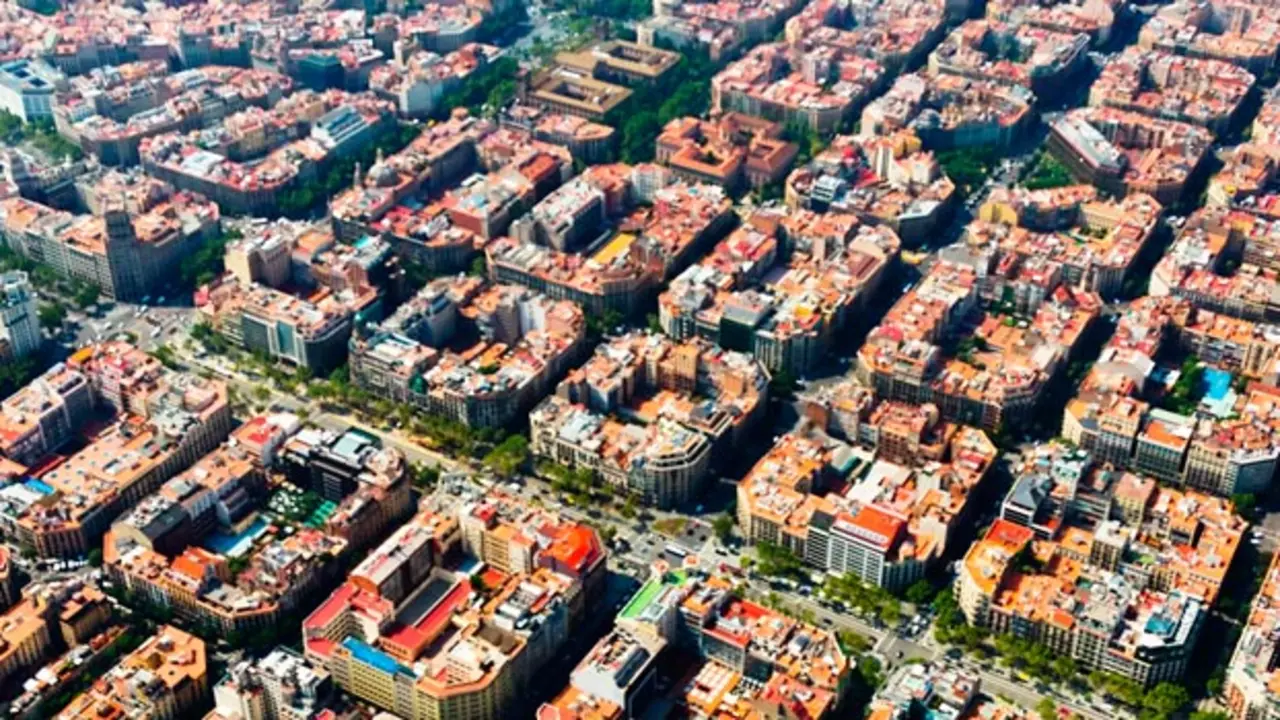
[1091,48,1255,136]
[141,91,395,216]
[0,361,93,467]
[59,66,293,167]
[530,332,769,508]
[197,275,360,375]
[738,416,997,591]
[928,20,1089,95]
[786,129,956,245]
[661,210,900,375]
[0,173,220,302]
[1224,553,1280,720]
[784,0,947,76]
[97,415,399,632]
[858,260,1099,433]
[994,441,1246,605]
[0,594,53,690]
[711,44,875,134]
[865,660,999,720]
[304,566,580,720]
[555,41,681,88]
[370,43,500,118]
[643,0,801,51]
[490,168,734,316]
[0,271,41,361]
[110,443,264,558]
[207,648,333,720]
[1139,0,1280,75]
[549,571,849,719]
[107,508,350,638]
[278,426,412,552]
[1063,296,1280,497]
[987,0,1120,45]
[351,276,586,428]
[1047,106,1212,205]
[350,510,461,605]
[0,4,169,76]
[964,185,1162,300]
[496,101,612,160]
[556,627,665,719]
[958,517,1207,688]
[1152,206,1280,324]
[56,625,208,720]
[0,545,17,612]
[329,111,491,244]
[860,72,1033,151]
[0,59,61,122]
[4,349,231,558]
[638,15,743,63]
[530,396,713,510]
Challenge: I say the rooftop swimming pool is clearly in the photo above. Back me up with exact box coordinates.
[202,516,269,558]
[1201,367,1233,402]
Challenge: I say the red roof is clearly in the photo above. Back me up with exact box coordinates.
[847,505,906,550]
[986,518,1035,547]
[543,524,603,575]
[304,583,356,631]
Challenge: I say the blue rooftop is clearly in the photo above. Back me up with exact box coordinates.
[24,478,53,495]
[343,638,410,676]
[1201,367,1233,402]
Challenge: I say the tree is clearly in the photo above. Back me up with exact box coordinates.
[904,579,935,605]
[38,301,66,330]
[1232,493,1259,520]
[585,308,625,340]
[411,463,441,489]
[227,555,250,576]
[438,57,520,116]
[1050,656,1077,683]
[87,548,103,568]
[620,493,638,519]
[880,601,901,625]
[712,513,735,544]
[1036,698,1058,720]
[838,630,871,654]
[179,228,240,289]
[856,653,884,690]
[1142,683,1190,718]
[1024,152,1074,190]
[483,434,530,479]
[755,541,805,579]
[936,146,998,196]
[71,282,99,309]
[151,344,179,369]
[769,367,798,399]
[0,355,36,396]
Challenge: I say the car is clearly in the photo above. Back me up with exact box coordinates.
[821,617,834,627]
[896,650,904,659]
